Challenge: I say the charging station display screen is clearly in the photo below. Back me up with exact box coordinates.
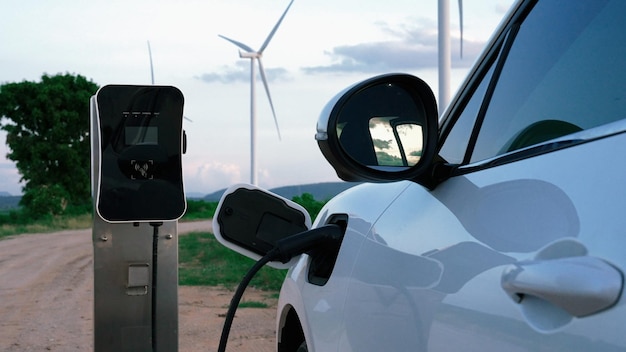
[95,85,186,222]
[125,126,158,145]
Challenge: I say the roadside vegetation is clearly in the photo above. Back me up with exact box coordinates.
[178,231,287,290]
[0,205,92,239]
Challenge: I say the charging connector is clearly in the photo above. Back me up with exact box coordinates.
[217,224,344,352]
[272,224,344,263]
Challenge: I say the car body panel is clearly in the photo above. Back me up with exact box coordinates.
[280,130,626,351]
[278,181,412,352]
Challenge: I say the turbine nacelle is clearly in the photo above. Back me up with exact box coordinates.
[240,51,262,59]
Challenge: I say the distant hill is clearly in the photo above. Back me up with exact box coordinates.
[202,182,362,202]
[185,192,207,199]
[0,195,21,211]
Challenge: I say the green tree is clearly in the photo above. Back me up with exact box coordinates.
[0,73,99,217]
[291,193,327,221]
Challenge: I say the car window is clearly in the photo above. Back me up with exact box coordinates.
[439,63,496,164]
[465,0,626,163]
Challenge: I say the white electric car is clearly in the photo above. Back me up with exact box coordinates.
[214,0,626,350]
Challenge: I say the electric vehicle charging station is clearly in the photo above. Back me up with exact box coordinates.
[90,85,186,352]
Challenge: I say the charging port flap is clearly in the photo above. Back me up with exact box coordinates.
[213,184,312,269]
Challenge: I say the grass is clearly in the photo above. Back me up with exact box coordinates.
[182,199,218,221]
[178,231,287,291]
[0,213,93,239]
[0,200,214,239]
[237,301,270,308]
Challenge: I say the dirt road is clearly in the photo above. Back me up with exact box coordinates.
[0,221,278,351]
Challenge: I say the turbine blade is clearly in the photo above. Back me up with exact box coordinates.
[258,0,295,54]
[218,34,255,53]
[147,40,155,85]
[257,58,281,141]
[458,0,463,58]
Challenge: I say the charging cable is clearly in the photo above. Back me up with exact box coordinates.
[150,222,163,352]
[217,224,344,352]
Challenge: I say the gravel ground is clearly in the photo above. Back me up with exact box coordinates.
[0,221,278,351]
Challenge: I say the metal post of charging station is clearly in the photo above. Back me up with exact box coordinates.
[90,85,185,352]
[91,218,179,352]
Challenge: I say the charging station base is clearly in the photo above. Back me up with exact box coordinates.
[92,216,178,352]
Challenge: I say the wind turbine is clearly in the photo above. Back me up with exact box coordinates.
[219,0,294,186]
[438,0,464,115]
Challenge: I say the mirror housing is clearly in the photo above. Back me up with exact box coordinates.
[315,73,439,185]
[212,184,312,269]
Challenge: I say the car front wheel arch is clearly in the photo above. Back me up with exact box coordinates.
[278,308,307,352]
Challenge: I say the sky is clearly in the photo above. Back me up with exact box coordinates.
[0,0,515,196]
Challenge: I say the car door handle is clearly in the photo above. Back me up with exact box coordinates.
[501,256,623,317]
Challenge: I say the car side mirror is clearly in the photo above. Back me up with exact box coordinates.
[212,184,312,269]
[315,73,439,184]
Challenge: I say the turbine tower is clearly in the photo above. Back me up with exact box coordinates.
[438,0,464,115]
[219,0,294,186]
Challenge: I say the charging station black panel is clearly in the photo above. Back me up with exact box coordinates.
[95,85,185,222]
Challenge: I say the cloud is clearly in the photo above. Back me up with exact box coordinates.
[302,18,484,75]
[495,2,512,14]
[196,61,291,84]
[186,161,243,192]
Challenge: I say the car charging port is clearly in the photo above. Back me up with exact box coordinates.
[218,223,345,352]
[308,214,348,286]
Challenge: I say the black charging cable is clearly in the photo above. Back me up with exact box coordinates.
[150,222,163,352]
[217,224,344,352]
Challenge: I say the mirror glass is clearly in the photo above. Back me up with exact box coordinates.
[335,82,426,170]
[369,117,423,167]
